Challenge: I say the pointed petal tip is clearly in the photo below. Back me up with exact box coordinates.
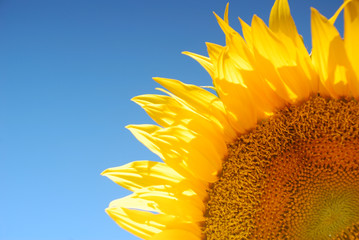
[205,42,217,48]
[153,77,170,85]
[182,51,195,58]
[251,14,261,22]
[101,167,117,177]
[100,169,108,176]
[131,95,147,105]
[104,207,120,220]
[130,96,138,103]
[225,3,229,11]
[329,0,351,24]
[105,207,114,216]
[125,124,140,131]
[213,11,221,21]
[310,7,325,23]
[224,3,229,23]
[152,76,162,82]
[154,87,163,92]
[310,7,319,14]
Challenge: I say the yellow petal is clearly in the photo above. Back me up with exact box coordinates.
[235,66,285,116]
[153,77,237,141]
[269,0,296,38]
[252,15,294,68]
[311,8,355,98]
[206,42,224,66]
[252,15,311,102]
[106,207,168,239]
[132,94,228,148]
[213,13,272,131]
[125,124,164,158]
[223,3,229,23]
[223,3,230,44]
[152,77,220,118]
[152,229,200,240]
[131,94,181,128]
[269,0,319,93]
[269,0,304,52]
[214,13,253,71]
[329,0,352,24]
[222,18,285,115]
[109,195,158,213]
[214,13,287,122]
[238,18,253,51]
[215,46,257,133]
[251,20,297,104]
[101,160,183,192]
[127,124,223,182]
[182,51,214,78]
[344,0,359,97]
[107,207,202,240]
[110,185,205,222]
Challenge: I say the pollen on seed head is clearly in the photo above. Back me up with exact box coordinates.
[204,95,359,239]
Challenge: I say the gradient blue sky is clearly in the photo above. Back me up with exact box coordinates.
[1,0,343,239]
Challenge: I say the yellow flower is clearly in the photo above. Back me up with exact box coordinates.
[102,0,359,239]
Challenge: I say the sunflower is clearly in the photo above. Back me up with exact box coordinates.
[102,0,359,239]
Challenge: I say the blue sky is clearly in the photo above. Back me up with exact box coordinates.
[0,0,343,239]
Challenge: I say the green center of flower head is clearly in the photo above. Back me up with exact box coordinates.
[204,95,359,239]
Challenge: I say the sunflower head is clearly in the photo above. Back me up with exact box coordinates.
[103,0,359,239]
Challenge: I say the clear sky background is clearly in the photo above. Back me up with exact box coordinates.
[0,0,343,239]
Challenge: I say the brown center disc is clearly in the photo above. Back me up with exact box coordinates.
[204,95,359,240]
